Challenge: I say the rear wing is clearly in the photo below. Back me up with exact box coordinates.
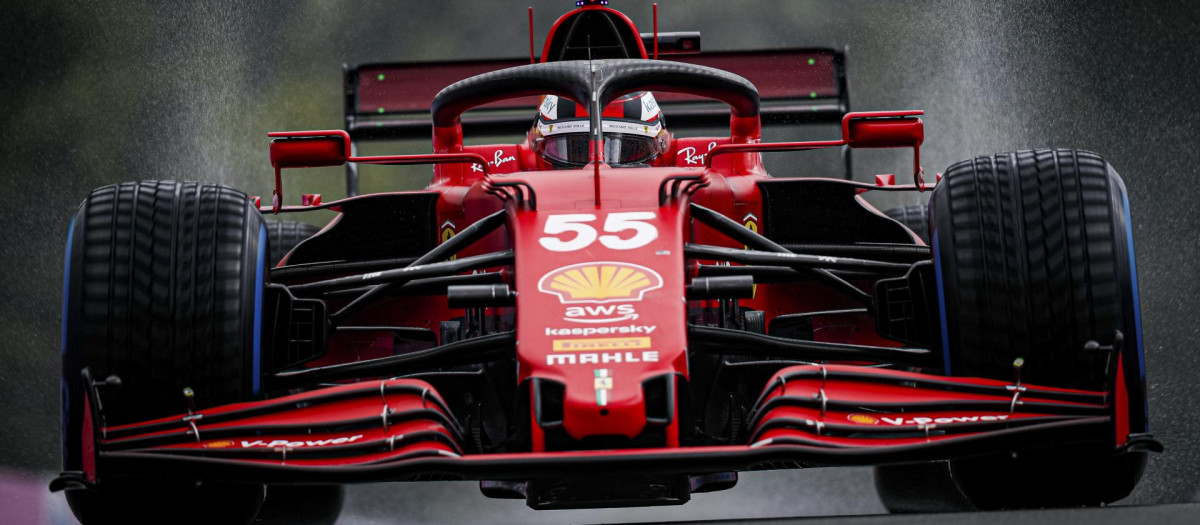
[341,48,849,195]
[344,48,849,141]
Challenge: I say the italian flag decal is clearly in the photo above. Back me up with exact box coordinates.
[594,369,613,407]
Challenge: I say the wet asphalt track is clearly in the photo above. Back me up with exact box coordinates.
[634,503,1200,525]
[334,468,1196,525]
[13,468,1197,524]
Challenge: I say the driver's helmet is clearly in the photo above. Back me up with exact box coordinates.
[532,91,668,168]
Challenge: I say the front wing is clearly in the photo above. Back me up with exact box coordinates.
[53,364,1156,490]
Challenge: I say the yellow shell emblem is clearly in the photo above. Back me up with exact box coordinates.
[846,413,879,425]
[538,262,663,304]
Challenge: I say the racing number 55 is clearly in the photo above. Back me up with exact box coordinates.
[538,212,658,252]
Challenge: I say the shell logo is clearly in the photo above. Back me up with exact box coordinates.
[538,262,664,304]
[205,440,236,448]
[846,413,880,425]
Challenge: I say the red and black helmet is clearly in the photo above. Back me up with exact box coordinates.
[531,91,669,168]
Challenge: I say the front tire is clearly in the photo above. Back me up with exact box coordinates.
[950,446,1147,509]
[61,181,267,523]
[255,485,346,525]
[874,462,973,513]
[65,479,265,525]
[930,149,1147,508]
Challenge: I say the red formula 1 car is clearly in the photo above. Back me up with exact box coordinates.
[54,2,1158,523]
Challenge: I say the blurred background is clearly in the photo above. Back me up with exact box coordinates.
[2,1,1199,523]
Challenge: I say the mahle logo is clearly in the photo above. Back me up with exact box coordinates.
[538,262,663,304]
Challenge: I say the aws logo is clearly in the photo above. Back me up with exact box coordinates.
[566,304,638,323]
[538,262,663,304]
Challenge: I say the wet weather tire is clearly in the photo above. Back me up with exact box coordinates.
[949,446,1147,510]
[930,149,1147,508]
[266,218,321,266]
[874,462,973,513]
[883,204,929,244]
[61,181,267,523]
[255,485,346,525]
[65,480,265,525]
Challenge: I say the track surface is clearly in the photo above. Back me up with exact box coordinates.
[336,468,1198,525]
[3,465,1195,524]
[636,504,1200,525]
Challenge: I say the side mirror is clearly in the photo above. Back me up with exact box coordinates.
[269,130,350,169]
[841,110,926,189]
[841,111,923,148]
[263,129,492,213]
[267,130,351,212]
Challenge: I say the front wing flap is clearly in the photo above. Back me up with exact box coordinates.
[55,365,1152,488]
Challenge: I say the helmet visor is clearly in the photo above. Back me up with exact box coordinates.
[603,133,662,167]
[536,134,591,168]
[536,133,663,168]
